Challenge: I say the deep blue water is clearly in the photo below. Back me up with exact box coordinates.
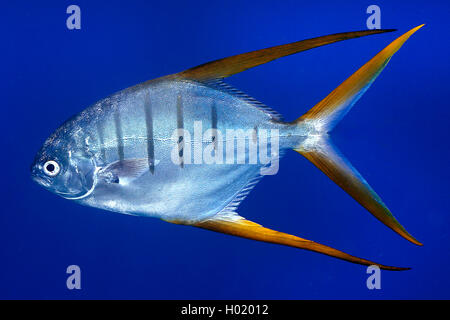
[1,0,449,299]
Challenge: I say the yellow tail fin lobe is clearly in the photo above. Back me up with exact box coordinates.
[295,137,422,245]
[193,217,409,271]
[296,25,425,131]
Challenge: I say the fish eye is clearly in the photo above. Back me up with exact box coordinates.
[43,160,60,177]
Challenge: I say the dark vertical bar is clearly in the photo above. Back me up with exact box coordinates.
[143,92,155,174]
[211,102,218,151]
[96,121,106,162]
[114,110,124,161]
[176,95,184,168]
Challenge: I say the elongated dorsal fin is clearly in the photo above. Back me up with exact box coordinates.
[190,216,409,271]
[175,29,396,81]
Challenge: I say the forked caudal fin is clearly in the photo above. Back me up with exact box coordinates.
[294,25,424,246]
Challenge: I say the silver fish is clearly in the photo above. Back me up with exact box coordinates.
[31,26,424,270]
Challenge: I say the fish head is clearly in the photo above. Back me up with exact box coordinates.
[31,128,98,200]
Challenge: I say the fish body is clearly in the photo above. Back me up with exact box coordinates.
[54,78,298,222]
[32,26,424,270]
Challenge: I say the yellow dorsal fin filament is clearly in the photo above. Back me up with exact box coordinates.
[175,29,396,81]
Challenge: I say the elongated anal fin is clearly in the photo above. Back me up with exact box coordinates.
[175,29,396,81]
[297,25,425,131]
[295,137,422,246]
[192,217,409,271]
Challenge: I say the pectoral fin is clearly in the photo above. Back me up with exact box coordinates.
[191,216,409,271]
[99,158,159,184]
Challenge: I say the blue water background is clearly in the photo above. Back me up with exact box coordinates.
[1,0,449,299]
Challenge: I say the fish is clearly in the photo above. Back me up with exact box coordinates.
[31,25,424,271]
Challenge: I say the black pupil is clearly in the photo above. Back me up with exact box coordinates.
[46,163,55,172]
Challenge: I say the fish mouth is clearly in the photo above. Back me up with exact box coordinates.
[32,176,50,187]
[56,190,86,197]
[31,172,90,199]
[30,169,51,188]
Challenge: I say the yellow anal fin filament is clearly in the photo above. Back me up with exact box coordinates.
[194,217,409,271]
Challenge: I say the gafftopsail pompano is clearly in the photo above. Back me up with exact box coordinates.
[31,25,424,270]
